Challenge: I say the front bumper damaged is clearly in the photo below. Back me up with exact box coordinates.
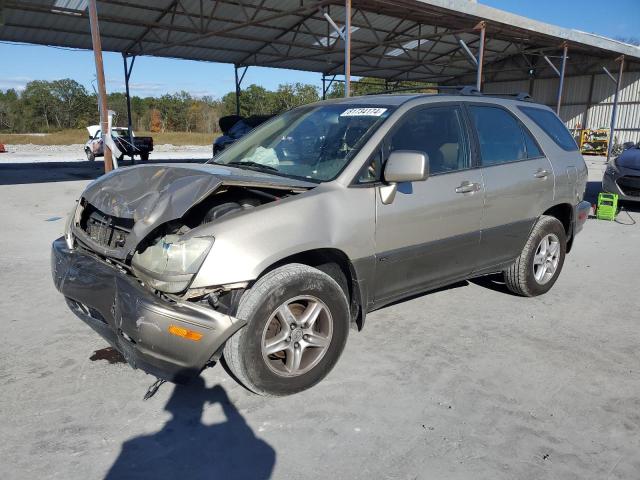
[51,237,245,382]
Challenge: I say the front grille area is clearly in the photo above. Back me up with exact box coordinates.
[617,176,640,197]
[80,203,134,249]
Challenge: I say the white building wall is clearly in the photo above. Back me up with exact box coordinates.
[484,72,640,144]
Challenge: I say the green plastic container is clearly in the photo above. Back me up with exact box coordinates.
[596,192,618,221]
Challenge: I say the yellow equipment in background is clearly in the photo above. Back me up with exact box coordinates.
[580,129,610,155]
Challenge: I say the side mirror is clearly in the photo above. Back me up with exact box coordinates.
[383,150,429,183]
[379,151,429,205]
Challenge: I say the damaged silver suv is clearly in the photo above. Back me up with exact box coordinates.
[52,91,590,396]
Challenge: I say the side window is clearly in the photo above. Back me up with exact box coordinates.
[469,106,526,166]
[521,125,544,158]
[388,105,470,175]
[518,106,578,151]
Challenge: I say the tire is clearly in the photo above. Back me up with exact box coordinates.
[116,153,124,163]
[140,153,149,161]
[85,149,95,162]
[223,263,350,396]
[504,215,567,297]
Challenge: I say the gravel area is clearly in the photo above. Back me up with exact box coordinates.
[0,144,212,163]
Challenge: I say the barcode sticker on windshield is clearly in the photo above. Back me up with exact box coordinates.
[340,108,387,117]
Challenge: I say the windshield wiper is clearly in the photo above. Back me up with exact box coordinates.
[223,160,279,172]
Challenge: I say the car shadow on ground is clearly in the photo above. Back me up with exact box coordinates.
[469,273,517,295]
[105,376,275,480]
[0,158,208,186]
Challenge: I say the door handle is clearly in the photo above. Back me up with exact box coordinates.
[455,181,481,194]
[534,169,550,179]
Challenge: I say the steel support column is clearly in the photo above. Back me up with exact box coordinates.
[344,0,351,97]
[234,65,249,115]
[88,0,112,172]
[322,75,326,100]
[475,21,486,91]
[234,65,241,115]
[556,43,568,115]
[606,55,625,162]
[122,53,135,160]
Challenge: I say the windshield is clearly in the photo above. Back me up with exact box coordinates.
[209,104,394,182]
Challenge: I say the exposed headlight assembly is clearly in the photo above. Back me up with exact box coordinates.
[132,235,214,293]
[64,201,82,249]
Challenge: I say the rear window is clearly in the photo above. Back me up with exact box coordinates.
[518,106,578,151]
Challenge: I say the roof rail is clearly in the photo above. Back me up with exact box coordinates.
[363,85,534,102]
[483,91,535,102]
[366,84,482,96]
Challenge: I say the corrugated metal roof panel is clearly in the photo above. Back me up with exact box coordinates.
[3,0,640,81]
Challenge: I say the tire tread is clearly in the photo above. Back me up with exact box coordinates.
[504,215,566,297]
[224,263,347,396]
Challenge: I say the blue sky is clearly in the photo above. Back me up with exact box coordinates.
[1,0,638,99]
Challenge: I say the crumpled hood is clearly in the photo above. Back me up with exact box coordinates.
[76,163,316,259]
[616,148,640,171]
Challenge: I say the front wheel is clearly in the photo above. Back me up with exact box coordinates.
[223,264,350,396]
[504,215,566,297]
[85,148,95,161]
[140,152,149,161]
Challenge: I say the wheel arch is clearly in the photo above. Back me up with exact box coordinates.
[543,203,574,252]
[255,248,366,331]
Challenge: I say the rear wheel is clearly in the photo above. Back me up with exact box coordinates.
[85,148,95,162]
[223,264,350,396]
[140,152,149,161]
[504,215,566,297]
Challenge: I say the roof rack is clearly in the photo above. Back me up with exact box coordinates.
[365,85,535,102]
[366,85,482,96]
[482,92,534,102]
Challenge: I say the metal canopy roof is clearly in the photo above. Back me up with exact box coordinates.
[2,0,639,84]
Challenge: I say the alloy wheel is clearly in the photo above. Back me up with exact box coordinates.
[261,295,333,377]
[532,233,560,285]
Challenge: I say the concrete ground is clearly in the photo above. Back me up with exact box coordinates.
[0,156,638,480]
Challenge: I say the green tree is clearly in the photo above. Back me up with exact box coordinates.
[273,83,319,111]
[50,79,93,128]
[0,89,21,131]
[21,80,59,130]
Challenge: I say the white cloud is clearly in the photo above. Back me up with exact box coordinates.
[0,76,33,91]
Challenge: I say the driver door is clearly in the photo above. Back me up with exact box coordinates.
[372,104,485,303]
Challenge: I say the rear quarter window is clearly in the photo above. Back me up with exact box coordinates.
[518,106,578,151]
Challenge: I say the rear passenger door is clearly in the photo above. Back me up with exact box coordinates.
[467,104,555,269]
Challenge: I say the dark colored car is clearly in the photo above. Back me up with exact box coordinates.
[212,115,272,156]
[603,142,640,201]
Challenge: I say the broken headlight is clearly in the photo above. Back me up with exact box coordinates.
[64,201,82,249]
[131,235,214,293]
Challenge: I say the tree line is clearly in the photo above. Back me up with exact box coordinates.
[0,77,433,134]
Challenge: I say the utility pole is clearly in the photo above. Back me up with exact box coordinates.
[344,0,351,97]
[475,21,486,92]
[88,0,113,173]
[605,55,625,162]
